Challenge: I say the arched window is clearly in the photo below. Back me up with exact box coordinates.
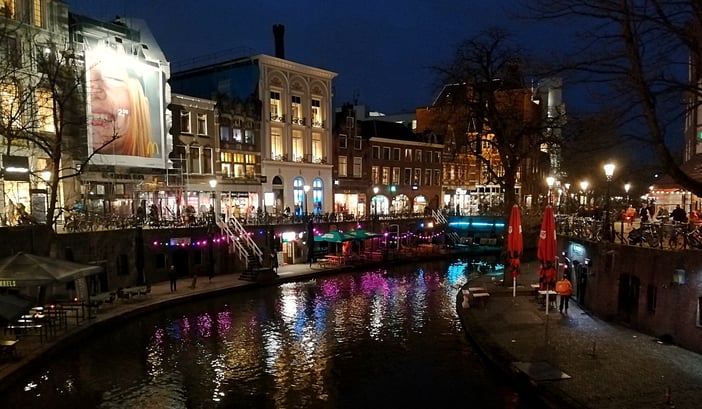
[293,177,305,216]
[312,178,323,214]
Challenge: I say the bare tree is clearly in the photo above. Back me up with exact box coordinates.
[525,0,702,196]
[429,28,564,213]
[1,34,119,232]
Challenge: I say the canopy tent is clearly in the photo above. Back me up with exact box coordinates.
[0,252,103,288]
[313,231,354,243]
[345,229,383,240]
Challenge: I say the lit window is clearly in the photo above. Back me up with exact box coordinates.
[371,166,379,184]
[1,0,15,19]
[311,98,322,127]
[271,127,283,159]
[381,167,390,185]
[392,167,400,185]
[36,88,54,132]
[292,130,303,161]
[0,82,20,128]
[270,91,282,121]
[219,125,230,142]
[338,156,347,177]
[312,132,323,163]
[291,95,302,124]
[32,0,43,27]
[353,157,362,177]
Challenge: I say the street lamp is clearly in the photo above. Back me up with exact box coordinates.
[303,184,310,216]
[603,163,615,241]
[209,179,217,222]
[580,180,589,206]
[624,183,631,204]
[546,176,555,205]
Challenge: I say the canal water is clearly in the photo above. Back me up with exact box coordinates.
[5,258,539,408]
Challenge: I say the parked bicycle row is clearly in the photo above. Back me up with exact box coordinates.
[558,215,702,249]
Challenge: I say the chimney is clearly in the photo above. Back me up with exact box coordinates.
[273,24,285,59]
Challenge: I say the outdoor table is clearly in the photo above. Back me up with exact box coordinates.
[316,258,330,268]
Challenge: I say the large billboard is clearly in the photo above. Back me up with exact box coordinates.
[85,47,165,168]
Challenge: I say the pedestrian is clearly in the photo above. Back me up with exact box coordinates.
[168,264,177,292]
[639,203,651,224]
[671,204,687,223]
[625,205,636,227]
[271,250,278,274]
[556,274,573,314]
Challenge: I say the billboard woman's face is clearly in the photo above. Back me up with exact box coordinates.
[89,64,131,149]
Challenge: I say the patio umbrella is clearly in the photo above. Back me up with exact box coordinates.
[506,204,523,297]
[0,252,103,288]
[537,205,557,314]
[346,229,382,240]
[0,293,32,322]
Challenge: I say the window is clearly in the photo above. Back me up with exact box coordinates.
[291,95,302,124]
[188,146,201,174]
[312,132,323,162]
[403,168,412,185]
[244,129,255,145]
[393,148,400,161]
[424,169,432,186]
[202,147,213,174]
[404,148,412,161]
[0,82,19,129]
[32,0,43,27]
[392,167,400,185]
[231,128,243,143]
[197,113,207,135]
[415,149,422,162]
[413,168,421,186]
[36,88,54,132]
[312,178,323,214]
[270,91,282,121]
[271,127,283,159]
[292,130,303,161]
[219,125,231,142]
[0,37,19,68]
[434,151,441,163]
[353,157,362,177]
[338,155,347,177]
[434,169,441,185]
[426,152,432,163]
[381,167,390,185]
[338,134,347,149]
[180,111,191,133]
[382,147,391,160]
[371,166,379,184]
[354,136,362,150]
[1,0,15,19]
[372,146,380,159]
[311,98,322,127]
[293,177,305,215]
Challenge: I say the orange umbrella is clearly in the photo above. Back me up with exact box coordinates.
[506,204,523,297]
[537,205,557,313]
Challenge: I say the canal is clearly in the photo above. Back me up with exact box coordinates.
[4,258,540,408]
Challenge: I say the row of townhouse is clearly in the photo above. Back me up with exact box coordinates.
[0,1,559,229]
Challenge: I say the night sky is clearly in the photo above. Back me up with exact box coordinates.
[67,0,563,114]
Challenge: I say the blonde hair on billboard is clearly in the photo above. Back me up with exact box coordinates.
[121,77,155,157]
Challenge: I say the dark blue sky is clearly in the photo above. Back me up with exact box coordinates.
[68,0,558,114]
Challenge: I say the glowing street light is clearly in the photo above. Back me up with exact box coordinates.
[580,180,589,206]
[603,163,616,241]
[303,184,310,215]
[624,183,631,203]
[546,176,555,205]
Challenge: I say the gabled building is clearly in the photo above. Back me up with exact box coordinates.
[170,26,337,218]
[332,103,443,218]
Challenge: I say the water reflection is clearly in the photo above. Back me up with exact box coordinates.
[5,257,536,409]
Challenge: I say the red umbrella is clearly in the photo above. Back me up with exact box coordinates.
[537,205,557,313]
[506,204,523,297]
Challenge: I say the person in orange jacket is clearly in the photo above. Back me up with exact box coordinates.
[556,274,573,314]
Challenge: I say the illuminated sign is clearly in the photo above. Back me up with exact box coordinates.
[85,47,165,169]
[0,280,17,287]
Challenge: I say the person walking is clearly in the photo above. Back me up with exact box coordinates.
[639,203,651,224]
[671,204,687,224]
[168,264,178,292]
[556,274,573,314]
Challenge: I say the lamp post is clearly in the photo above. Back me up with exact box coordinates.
[624,183,631,204]
[546,176,555,205]
[303,184,310,217]
[564,183,570,212]
[208,178,217,281]
[208,179,217,221]
[603,163,615,241]
[580,180,589,206]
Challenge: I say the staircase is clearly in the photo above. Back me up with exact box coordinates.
[217,215,264,281]
[433,210,461,245]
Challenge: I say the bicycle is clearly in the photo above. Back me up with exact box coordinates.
[628,222,661,247]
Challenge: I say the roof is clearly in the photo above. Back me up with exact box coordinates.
[358,120,424,143]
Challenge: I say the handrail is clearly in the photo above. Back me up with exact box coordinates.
[218,214,263,263]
